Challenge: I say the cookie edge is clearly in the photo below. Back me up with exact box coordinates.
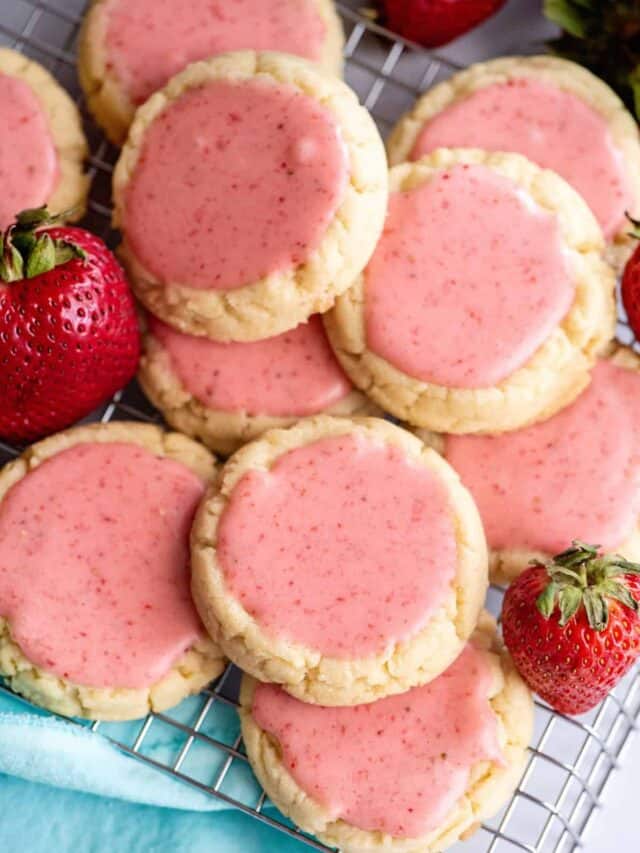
[0,421,226,721]
[191,414,488,706]
[238,613,533,853]
[324,148,616,434]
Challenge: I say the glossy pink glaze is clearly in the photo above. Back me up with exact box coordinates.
[411,79,630,239]
[445,361,640,553]
[217,434,457,657]
[0,73,58,229]
[151,314,352,416]
[365,164,573,388]
[104,0,329,106]
[0,442,206,688]
[124,79,348,291]
[252,643,502,837]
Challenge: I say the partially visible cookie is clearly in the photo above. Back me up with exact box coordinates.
[240,612,533,853]
[79,0,345,145]
[139,313,378,455]
[324,148,615,434]
[387,55,640,271]
[191,415,488,706]
[0,422,225,721]
[441,346,640,585]
[112,51,387,342]
[0,48,89,228]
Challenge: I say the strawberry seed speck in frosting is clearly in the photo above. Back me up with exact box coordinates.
[0,73,58,229]
[445,360,640,554]
[103,0,332,106]
[150,314,353,417]
[410,78,631,239]
[0,442,206,688]
[217,433,457,658]
[250,643,503,837]
[364,163,574,388]
[122,78,349,291]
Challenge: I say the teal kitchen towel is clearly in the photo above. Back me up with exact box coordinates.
[0,688,308,851]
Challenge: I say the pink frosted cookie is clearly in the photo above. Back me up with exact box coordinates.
[441,347,640,584]
[0,48,88,229]
[113,51,387,342]
[240,613,533,852]
[387,56,640,270]
[79,0,344,144]
[139,313,377,455]
[0,422,225,720]
[191,416,488,706]
[324,148,615,434]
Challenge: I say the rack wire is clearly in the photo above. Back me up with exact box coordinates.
[0,1,638,850]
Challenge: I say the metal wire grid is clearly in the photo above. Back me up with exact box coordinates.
[0,1,638,850]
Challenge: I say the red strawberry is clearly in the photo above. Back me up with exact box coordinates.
[621,216,640,340]
[502,541,640,716]
[381,0,507,48]
[0,207,140,443]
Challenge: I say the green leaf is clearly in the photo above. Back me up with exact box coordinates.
[11,230,37,257]
[53,238,85,266]
[544,0,588,37]
[558,586,583,626]
[537,582,559,619]
[0,243,24,283]
[583,589,609,632]
[553,541,599,569]
[15,206,51,229]
[600,581,640,613]
[25,234,56,278]
[598,554,640,578]
[548,565,586,585]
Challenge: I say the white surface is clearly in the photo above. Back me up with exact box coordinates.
[583,732,640,850]
[440,3,639,851]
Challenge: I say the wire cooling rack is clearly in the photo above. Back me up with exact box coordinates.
[1,1,639,850]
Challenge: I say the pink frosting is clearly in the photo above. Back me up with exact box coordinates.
[104,0,329,106]
[0,442,206,688]
[124,79,348,291]
[445,361,640,554]
[411,78,630,239]
[252,643,502,837]
[0,73,58,229]
[151,314,352,417]
[217,433,457,658]
[365,164,573,388]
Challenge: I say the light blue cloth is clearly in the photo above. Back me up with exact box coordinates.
[0,688,307,851]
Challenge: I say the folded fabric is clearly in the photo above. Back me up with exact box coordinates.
[1,774,308,853]
[0,688,224,810]
[0,710,217,811]
[0,686,307,852]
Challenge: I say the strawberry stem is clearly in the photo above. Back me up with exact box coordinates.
[535,541,640,631]
[0,207,85,284]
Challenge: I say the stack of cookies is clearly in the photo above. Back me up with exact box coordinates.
[1,1,640,851]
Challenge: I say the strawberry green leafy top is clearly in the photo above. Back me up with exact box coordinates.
[0,207,85,283]
[535,540,640,631]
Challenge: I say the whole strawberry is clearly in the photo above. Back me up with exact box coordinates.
[502,542,640,716]
[0,207,140,443]
[382,0,507,48]
[621,216,640,340]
